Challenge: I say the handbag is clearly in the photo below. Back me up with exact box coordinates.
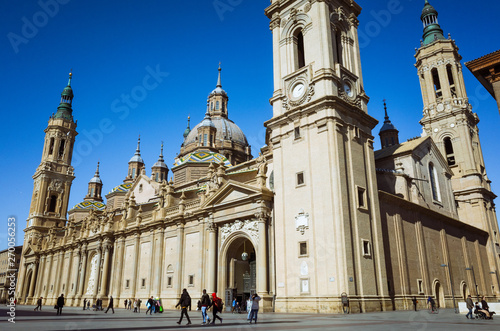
[54,305,58,309]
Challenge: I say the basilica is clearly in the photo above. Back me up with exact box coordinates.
[16,0,500,313]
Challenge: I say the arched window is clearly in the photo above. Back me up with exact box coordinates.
[155,173,159,182]
[429,163,441,202]
[294,29,306,70]
[216,101,220,110]
[447,64,457,97]
[132,168,136,178]
[90,188,94,197]
[432,68,442,99]
[48,138,55,155]
[444,137,455,166]
[58,139,66,158]
[48,194,57,212]
[335,29,343,66]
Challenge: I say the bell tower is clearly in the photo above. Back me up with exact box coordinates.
[26,72,78,237]
[265,0,389,312]
[415,1,500,292]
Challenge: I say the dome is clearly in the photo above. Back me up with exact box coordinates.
[108,182,132,194]
[174,151,232,168]
[380,122,398,132]
[129,154,144,163]
[210,86,227,97]
[89,175,102,184]
[183,127,191,138]
[70,200,106,211]
[184,116,248,147]
[200,113,216,128]
[153,160,168,169]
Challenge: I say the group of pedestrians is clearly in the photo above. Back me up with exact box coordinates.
[466,295,494,319]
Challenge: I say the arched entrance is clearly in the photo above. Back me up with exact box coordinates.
[461,282,469,300]
[220,234,256,311]
[434,281,445,308]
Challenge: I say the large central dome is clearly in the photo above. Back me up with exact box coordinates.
[178,66,252,166]
[184,116,248,147]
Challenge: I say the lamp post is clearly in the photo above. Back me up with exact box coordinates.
[465,266,479,302]
[441,264,458,313]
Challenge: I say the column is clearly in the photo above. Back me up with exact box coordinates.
[99,243,111,297]
[130,232,140,299]
[64,249,73,296]
[28,259,39,299]
[71,248,81,299]
[256,212,268,296]
[93,248,102,298]
[114,236,125,299]
[18,262,28,300]
[77,247,88,298]
[207,222,217,293]
[34,255,46,299]
[155,227,165,297]
[54,251,64,295]
[42,253,54,298]
[176,222,185,297]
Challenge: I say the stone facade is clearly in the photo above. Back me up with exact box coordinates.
[16,0,500,314]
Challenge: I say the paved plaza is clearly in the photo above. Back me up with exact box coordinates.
[2,305,499,331]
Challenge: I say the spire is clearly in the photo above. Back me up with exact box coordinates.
[89,161,102,184]
[129,135,144,163]
[217,62,222,88]
[183,115,191,138]
[379,100,399,149]
[152,142,168,169]
[54,71,74,121]
[420,0,445,46]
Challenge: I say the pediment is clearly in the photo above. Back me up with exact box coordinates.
[127,174,160,204]
[22,244,35,256]
[202,180,267,208]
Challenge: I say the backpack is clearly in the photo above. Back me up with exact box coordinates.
[217,298,223,310]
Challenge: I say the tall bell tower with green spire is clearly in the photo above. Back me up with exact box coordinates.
[25,72,78,239]
[415,1,500,294]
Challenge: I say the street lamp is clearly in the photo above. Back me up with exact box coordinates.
[441,264,458,314]
[465,266,479,302]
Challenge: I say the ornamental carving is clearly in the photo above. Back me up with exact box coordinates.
[220,219,258,244]
[49,179,64,193]
[295,209,310,235]
[85,254,99,295]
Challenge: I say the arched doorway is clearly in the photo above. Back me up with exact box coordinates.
[220,235,256,311]
[434,281,445,308]
[461,282,469,301]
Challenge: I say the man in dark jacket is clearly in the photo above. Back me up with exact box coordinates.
[200,289,211,324]
[466,295,474,319]
[105,296,115,314]
[34,296,43,311]
[175,289,192,325]
[56,294,65,315]
[146,296,154,315]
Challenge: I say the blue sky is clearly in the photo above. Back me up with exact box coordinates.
[1,0,499,249]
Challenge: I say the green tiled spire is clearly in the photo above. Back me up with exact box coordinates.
[54,72,74,121]
[421,0,445,46]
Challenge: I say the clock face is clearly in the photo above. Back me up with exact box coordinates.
[344,83,353,97]
[292,83,305,98]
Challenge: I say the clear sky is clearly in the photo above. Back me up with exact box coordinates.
[1,0,499,249]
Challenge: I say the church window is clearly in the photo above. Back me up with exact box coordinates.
[71,283,74,290]
[444,137,455,166]
[141,278,146,288]
[58,139,66,158]
[188,275,194,286]
[203,134,208,146]
[216,101,220,110]
[125,279,130,288]
[431,68,442,99]
[211,102,213,110]
[447,64,456,97]
[167,276,173,287]
[391,137,395,145]
[294,127,301,139]
[48,137,55,155]
[62,284,65,290]
[294,29,306,70]
[139,184,143,193]
[429,163,441,202]
[90,188,95,197]
[210,134,213,145]
[299,242,308,257]
[155,173,159,182]
[132,168,136,178]
[161,173,165,181]
[48,194,57,212]
[334,29,343,66]
[362,239,371,257]
[417,279,424,294]
[357,186,366,209]
[296,172,305,186]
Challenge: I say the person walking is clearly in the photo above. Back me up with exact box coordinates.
[176,289,192,325]
[56,294,65,315]
[246,296,252,320]
[146,296,154,315]
[465,295,474,319]
[480,296,491,318]
[124,299,127,309]
[248,293,261,324]
[200,289,211,325]
[34,296,43,311]
[87,300,90,310]
[137,298,141,313]
[128,298,132,310]
[210,292,223,324]
[83,298,87,310]
[105,296,115,314]
[412,296,418,311]
[133,299,138,313]
[231,298,237,313]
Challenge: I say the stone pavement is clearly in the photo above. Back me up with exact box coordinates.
[2,305,499,330]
